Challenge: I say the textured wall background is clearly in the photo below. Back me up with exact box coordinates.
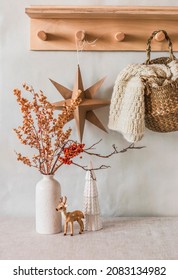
[0,0,178,218]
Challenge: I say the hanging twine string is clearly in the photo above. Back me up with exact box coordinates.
[76,39,84,65]
[75,33,105,64]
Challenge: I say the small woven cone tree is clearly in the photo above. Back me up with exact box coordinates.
[83,161,102,231]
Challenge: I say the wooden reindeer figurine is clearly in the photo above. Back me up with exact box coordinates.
[56,196,84,236]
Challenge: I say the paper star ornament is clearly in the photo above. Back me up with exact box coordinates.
[50,65,110,142]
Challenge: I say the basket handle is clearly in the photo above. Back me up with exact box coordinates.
[146,30,175,65]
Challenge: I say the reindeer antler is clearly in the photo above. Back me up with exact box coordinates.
[59,197,63,203]
[64,196,67,205]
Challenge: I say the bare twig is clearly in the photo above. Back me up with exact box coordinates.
[84,141,145,158]
[70,141,145,177]
[84,139,102,151]
[72,162,110,172]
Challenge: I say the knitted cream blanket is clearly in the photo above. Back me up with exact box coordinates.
[108,60,178,143]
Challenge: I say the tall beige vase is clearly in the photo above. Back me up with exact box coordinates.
[36,175,62,234]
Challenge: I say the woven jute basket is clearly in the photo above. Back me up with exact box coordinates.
[143,30,178,133]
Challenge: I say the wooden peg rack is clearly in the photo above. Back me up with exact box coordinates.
[25,6,178,51]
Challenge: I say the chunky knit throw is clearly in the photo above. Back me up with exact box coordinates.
[108,61,178,143]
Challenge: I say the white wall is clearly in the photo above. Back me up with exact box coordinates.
[0,0,178,218]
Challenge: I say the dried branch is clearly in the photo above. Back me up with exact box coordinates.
[71,141,145,177]
[84,139,102,151]
[72,162,110,172]
[13,84,82,175]
[84,141,145,158]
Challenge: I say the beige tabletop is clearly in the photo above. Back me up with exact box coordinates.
[0,216,177,260]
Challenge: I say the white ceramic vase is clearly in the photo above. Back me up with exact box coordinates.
[36,175,62,234]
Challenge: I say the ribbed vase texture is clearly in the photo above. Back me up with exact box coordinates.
[83,163,102,231]
[36,175,62,234]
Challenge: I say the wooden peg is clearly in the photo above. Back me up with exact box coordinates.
[115,32,125,42]
[37,31,48,41]
[154,31,165,42]
[75,30,86,41]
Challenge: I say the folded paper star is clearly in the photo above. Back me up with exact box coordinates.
[50,65,110,142]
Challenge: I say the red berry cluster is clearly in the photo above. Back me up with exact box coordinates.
[59,143,85,165]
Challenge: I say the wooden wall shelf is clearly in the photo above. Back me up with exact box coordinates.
[25,6,178,51]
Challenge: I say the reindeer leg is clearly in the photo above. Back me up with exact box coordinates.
[70,222,73,236]
[81,219,84,232]
[64,222,68,236]
[77,219,84,234]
